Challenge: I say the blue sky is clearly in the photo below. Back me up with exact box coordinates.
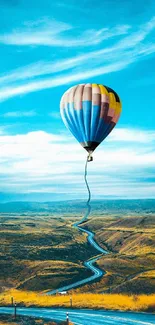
[0,0,155,201]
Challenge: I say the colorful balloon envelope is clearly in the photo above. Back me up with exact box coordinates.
[60,83,122,158]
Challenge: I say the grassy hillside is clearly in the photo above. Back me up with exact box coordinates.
[80,214,155,294]
[0,215,96,293]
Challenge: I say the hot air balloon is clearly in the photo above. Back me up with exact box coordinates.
[60,83,122,161]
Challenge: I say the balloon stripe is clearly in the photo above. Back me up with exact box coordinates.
[61,108,82,142]
[65,92,79,138]
[100,122,116,142]
[74,108,87,142]
[68,102,83,141]
[82,100,92,141]
[94,118,109,142]
[67,86,80,139]
[90,84,101,141]
[64,92,75,135]
[82,84,92,141]
[73,85,87,142]
[90,104,101,141]
[67,104,84,142]
[94,118,104,142]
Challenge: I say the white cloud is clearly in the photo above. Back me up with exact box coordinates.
[108,128,155,143]
[0,128,154,198]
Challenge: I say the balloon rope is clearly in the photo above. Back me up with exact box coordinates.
[83,157,91,222]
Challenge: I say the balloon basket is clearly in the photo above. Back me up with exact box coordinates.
[87,154,93,162]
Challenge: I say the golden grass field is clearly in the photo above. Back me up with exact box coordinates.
[0,289,155,312]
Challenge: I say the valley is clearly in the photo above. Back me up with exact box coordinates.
[0,201,155,295]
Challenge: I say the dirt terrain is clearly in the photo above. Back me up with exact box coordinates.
[79,214,155,294]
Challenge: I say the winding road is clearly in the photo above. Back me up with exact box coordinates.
[47,220,108,295]
[0,307,155,325]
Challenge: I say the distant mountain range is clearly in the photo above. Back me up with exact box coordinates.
[0,199,155,215]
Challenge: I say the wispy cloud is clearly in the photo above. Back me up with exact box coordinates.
[0,17,130,47]
[49,112,61,119]
[0,18,71,46]
[0,59,132,102]
[0,128,154,198]
[3,110,37,118]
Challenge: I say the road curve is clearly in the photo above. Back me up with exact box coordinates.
[46,221,108,295]
[0,307,155,325]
